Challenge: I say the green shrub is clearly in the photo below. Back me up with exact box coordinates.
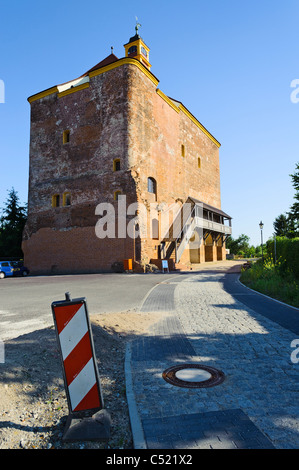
[240,257,299,308]
[267,237,299,278]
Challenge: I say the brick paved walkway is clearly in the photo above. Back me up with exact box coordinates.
[126,264,299,449]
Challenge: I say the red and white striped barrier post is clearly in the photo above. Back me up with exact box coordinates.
[51,292,110,441]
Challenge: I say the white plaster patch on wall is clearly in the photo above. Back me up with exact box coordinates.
[57,76,89,94]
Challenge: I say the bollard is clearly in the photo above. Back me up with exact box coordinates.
[51,292,111,442]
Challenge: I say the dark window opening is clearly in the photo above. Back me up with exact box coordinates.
[52,194,60,207]
[113,159,121,171]
[114,190,122,201]
[128,45,137,56]
[148,177,157,195]
[63,130,70,144]
[63,192,71,206]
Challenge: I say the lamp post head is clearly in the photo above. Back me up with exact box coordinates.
[259,221,264,230]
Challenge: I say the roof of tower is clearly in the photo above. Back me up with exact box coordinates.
[83,53,119,76]
[129,33,141,43]
[123,33,150,50]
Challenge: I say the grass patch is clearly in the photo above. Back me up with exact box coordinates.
[240,258,299,308]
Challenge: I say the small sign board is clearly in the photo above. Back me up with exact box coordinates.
[162,260,169,272]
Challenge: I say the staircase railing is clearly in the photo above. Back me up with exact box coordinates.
[158,199,231,264]
[175,206,196,263]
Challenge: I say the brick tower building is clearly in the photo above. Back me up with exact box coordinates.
[22,27,232,274]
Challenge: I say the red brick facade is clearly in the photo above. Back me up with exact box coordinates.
[22,35,231,274]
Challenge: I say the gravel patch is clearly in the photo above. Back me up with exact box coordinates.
[0,311,160,449]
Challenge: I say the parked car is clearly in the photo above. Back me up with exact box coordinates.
[0,261,14,279]
[0,261,30,279]
[10,261,30,277]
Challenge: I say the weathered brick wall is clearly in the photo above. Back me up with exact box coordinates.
[127,65,221,206]
[23,60,223,273]
[23,65,137,273]
[126,64,222,264]
[23,226,135,274]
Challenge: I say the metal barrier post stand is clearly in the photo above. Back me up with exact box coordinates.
[51,292,111,442]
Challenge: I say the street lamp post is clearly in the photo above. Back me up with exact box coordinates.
[259,221,264,263]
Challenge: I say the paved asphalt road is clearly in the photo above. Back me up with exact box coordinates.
[0,272,181,341]
[1,262,298,341]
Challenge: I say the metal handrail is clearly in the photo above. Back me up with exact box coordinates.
[159,202,232,263]
[175,206,196,262]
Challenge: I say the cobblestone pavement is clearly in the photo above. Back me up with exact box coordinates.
[127,265,299,449]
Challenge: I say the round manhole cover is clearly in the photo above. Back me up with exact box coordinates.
[162,364,225,388]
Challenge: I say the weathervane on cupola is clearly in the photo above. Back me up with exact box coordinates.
[135,16,141,35]
[123,17,152,70]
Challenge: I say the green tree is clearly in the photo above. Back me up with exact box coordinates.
[255,244,264,257]
[226,234,250,255]
[0,188,27,258]
[273,213,290,237]
[272,163,299,239]
[246,245,256,258]
[288,162,299,237]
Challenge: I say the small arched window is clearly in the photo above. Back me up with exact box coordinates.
[63,192,71,206]
[113,159,121,171]
[52,194,60,208]
[128,45,137,55]
[63,130,70,144]
[114,190,122,201]
[181,144,185,157]
[147,177,157,195]
[141,46,148,58]
[198,157,201,169]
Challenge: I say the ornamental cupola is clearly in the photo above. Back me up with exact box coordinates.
[123,20,151,71]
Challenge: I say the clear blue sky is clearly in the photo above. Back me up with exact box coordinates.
[0,0,298,246]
